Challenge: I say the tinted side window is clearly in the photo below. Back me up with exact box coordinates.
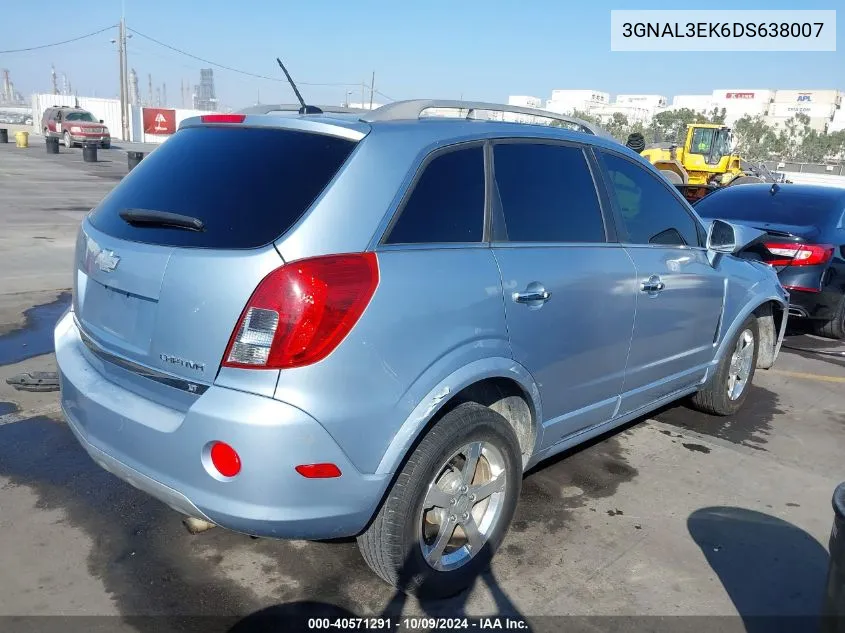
[493,143,605,243]
[598,152,701,247]
[385,146,484,244]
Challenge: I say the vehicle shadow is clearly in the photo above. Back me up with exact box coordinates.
[227,557,530,633]
[687,506,828,633]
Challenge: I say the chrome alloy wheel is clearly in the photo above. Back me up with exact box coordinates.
[419,441,507,572]
[728,328,755,400]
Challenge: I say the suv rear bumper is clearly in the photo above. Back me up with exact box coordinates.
[55,311,389,539]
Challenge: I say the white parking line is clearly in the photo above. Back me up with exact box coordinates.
[0,403,63,426]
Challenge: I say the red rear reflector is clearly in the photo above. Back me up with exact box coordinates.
[295,463,342,479]
[783,285,821,294]
[222,253,379,370]
[209,442,241,477]
[201,114,246,124]
[764,242,834,267]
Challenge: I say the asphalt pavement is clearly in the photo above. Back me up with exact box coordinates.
[0,140,843,632]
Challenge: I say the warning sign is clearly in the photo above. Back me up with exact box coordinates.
[142,108,176,135]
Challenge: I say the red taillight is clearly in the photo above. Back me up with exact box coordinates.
[783,285,821,294]
[222,253,379,370]
[209,442,241,477]
[201,114,246,124]
[295,463,342,478]
[763,242,834,267]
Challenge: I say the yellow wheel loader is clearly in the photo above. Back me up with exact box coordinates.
[633,124,781,202]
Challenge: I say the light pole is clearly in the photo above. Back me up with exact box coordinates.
[345,90,352,107]
[110,21,131,141]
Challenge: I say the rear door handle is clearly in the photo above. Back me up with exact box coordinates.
[640,275,665,293]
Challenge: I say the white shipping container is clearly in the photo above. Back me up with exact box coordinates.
[830,109,845,133]
[615,94,667,108]
[508,95,544,109]
[717,100,770,114]
[764,115,830,132]
[593,104,652,123]
[550,89,609,104]
[768,102,836,119]
[544,100,572,115]
[671,95,712,113]
[773,89,840,106]
[712,89,774,103]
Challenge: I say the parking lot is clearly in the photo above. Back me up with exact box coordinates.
[0,140,843,631]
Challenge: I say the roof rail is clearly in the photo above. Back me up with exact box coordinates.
[237,103,369,115]
[360,99,615,139]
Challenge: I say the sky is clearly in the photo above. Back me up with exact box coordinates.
[0,0,842,110]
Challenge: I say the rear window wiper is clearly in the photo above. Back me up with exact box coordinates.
[119,208,205,232]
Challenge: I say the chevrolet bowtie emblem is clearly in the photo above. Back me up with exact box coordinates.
[95,249,120,273]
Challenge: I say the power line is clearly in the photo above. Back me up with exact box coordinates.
[127,27,364,88]
[0,25,117,54]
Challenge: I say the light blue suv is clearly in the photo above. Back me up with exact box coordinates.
[55,100,788,597]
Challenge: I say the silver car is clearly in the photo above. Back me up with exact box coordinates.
[55,100,788,598]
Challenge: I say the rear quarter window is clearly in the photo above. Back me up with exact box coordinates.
[88,126,357,249]
[384,145,485,244]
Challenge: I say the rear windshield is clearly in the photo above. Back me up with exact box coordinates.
[88,126,357,248]
[695,186,843,227]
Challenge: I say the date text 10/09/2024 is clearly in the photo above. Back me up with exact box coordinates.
[307,617,530,630]
[622,22,825,38]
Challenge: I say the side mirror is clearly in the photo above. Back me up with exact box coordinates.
[99,119,104,124]
[706,219,736,253]
[706,219,766,254]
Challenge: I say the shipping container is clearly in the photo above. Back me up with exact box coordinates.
[712,89,774,103]
[508,95,544,109]
[615,94,667,108]
[764,115,830,132]
[773,90,841,106]
[830,110,845,133]
[550,89,609,104]
[671,95,712,113]
[768,102,836,119]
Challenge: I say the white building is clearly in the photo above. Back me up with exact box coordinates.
[545,89,609,116]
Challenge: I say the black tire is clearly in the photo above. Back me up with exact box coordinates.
[101,141,111,150]
[813,295,845,340]
[660,169,684,185]
[691,315,759,416]
[358,402,522,598]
